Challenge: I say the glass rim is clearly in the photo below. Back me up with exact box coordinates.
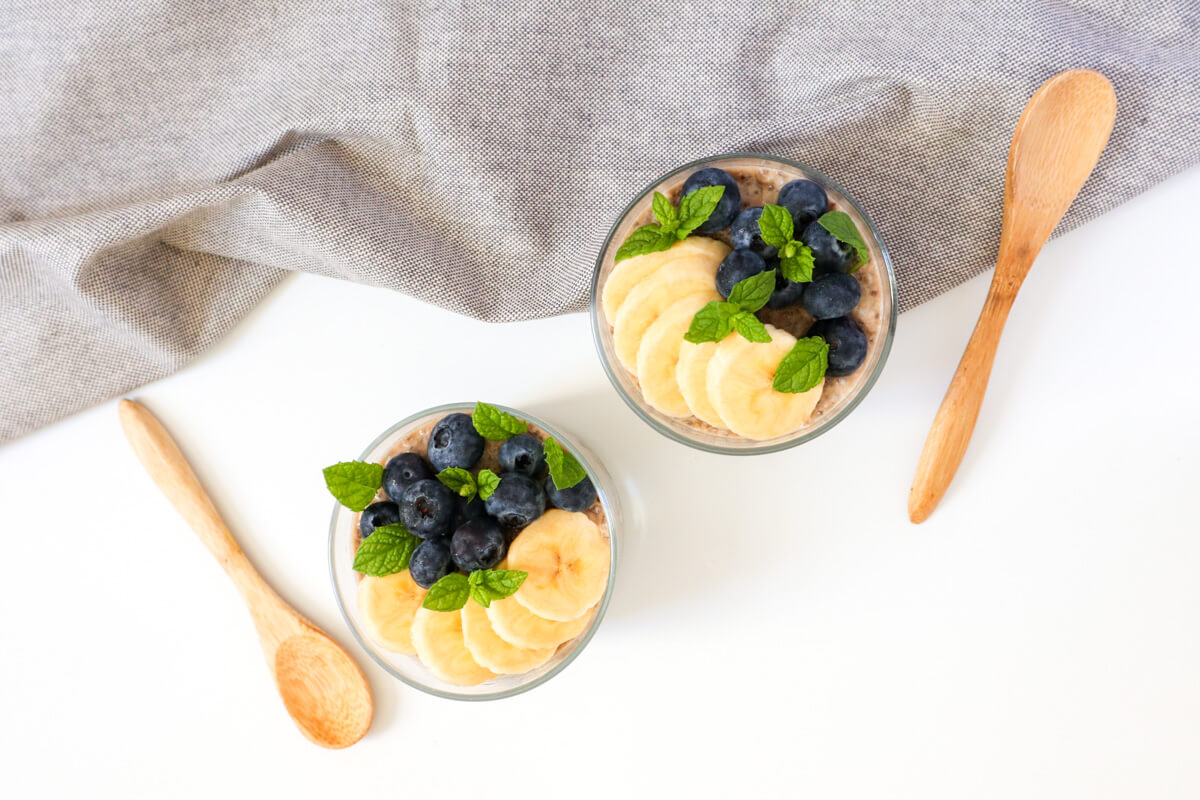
[589,152,898,456]
[327,402,619,701]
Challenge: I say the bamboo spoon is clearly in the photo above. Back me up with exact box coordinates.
[118,399,373,748]
[908,69,1116,524]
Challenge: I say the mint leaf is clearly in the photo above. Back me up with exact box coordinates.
[422,572,470,611]
[757,204,793,249]
[467,568,528,608]
[684,301,738,344]
[322,461,383,512]
[615,223,674,262]
[675,185,725,238]
[437,467,477,500]
[352,523,420,576]
[477,468,500,501]
[727,269,776,313]
[772,337,829,394]
[732,311,771,343]
[817,211,869,271]
[651,191,679,233]
[779,241,815,283]
[472,402,528,441]
[544,438,587,491]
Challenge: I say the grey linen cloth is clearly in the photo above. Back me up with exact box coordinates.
[1,1,1197,442]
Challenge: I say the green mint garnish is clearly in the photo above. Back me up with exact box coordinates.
[422,573,471,611]
[758,204,815,283]
[614,186,725,262]
[816,211,869,271]
[437,467,477,500]
[732,311,771,343]
[467,568,528,608]
[477,468,501,501]
[544,437,587,491]
[352,523,420,576]
[726,269,775,312]
[772,336,829,394]
[472,401,527,441]
[322,461,383,512]
[685,270,777,344]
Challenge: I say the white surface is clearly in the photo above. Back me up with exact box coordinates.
[2,167,1198,799]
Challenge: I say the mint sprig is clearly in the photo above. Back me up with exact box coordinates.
[422,568,529,611]
[472,401,527,441]
[772,336,829,394]
[437,467,478,499]
[352,523,421,576]
[322,461,383,512]
[477,469,501,501]
[758,203,816,283]
[544,438,587,491]
[614,186,726,262]
[816,211,869,271]
[685,270,777,344]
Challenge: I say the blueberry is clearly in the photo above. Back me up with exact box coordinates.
[382,452,434,502]
[358,501,401,538]
[483,472,546,530]
[399,478,457,538]
[681,168,741,232]
[802,272,861,319]
[766,264,807,309]
[809,316,867,377]
[730,207,778,259]
[427,413,485,472]
[455,494,487,525]
[498,433,545,477]
[450,516,507,572]
[801,220,855,274]
[409,538,455,589]
[716,249,768,298]
[545,474,597,513]
[777,179,828,231]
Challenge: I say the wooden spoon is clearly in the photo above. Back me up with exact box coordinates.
[118,399,373,748]
[908,69,1116,523]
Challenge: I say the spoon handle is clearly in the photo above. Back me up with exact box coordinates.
[118,399,268,601]
[908,279,1016,523]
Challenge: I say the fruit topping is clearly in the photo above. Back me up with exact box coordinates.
[801,272,861,319]
[766,268,808,309]
[802,219,856,274]
[461,600,555,674]
[450,516,508,571]
[357,570,426,654]
[358,500,401,538]
[508,509,611,622]
[409,538,456,589]
[777,179,829,230]
[498,433,546,477]
[483,472,547,530]
[427,412,485,471]
[730,207,778,259]
[715,249,768,299]
[486,595,594,650]
[545,474,597,513]
[809,316,868,376]
[382,452,434,501]
[681,168,741,232]
[638,291,721,417]
[411,604,496,686]
[400,478,457,538]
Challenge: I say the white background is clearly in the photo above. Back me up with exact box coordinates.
[2,167,1198,799]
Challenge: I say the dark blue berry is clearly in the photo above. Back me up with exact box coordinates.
[716,249,767,298]
[766,262,807,309]
[399,478,456,538]
[382,452,434,502]
[455,494,487,525]
[730,207,778,259]
[498,433,545,477]
[409,538,455,589]
[427,413,485,472]
[681,168,741,233]
[450,516,507,571]
[801,220,855,274]
[777,179,828,231]
[359,501,401,538]
[802,272,861,319]
[483,472,546,530]
[809,316,867,377]
[545,474,597,513]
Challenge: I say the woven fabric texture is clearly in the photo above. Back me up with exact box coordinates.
[1,1,1197,441]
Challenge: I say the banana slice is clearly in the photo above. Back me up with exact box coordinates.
[612,257,725,373]
[637,291,721,417]
[706,324,824,440]
[461,600,556,674]
[602,237,730,322]
[487,596,595,650]
[357,570,426,654]
[411,605,497,686]
[508,509,611,622]
[677,339,731,429]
